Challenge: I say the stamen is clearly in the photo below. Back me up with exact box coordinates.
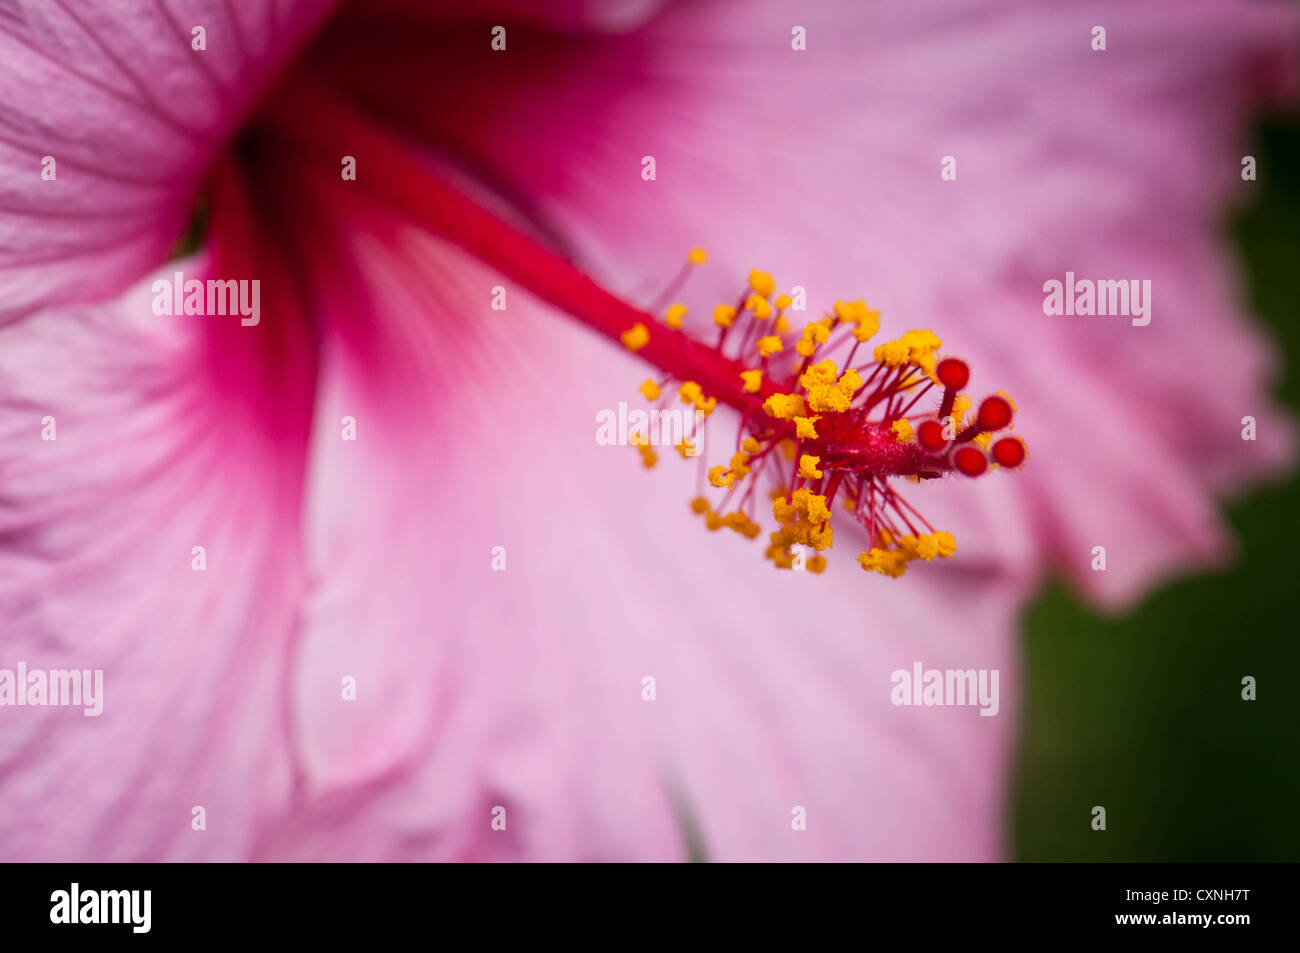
[262,81,1025,579]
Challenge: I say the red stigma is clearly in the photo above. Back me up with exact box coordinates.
[976,395,1013,432]
[936,357,970,391]
[992,437,1026,469]
[953,446,989,477]
[917,419,948,451]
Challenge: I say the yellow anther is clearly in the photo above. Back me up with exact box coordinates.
[796,321,831,358]
[630,432,657,468]
[950,393,971,428]
[873,339,910,366]
[742,437,761,453]
[772,488,833,538]
[834,299,882,340]
[875,328,941,366]
[762,393,807,420]
[739,369,763,393]
[676,437,697,458]
[687,247,708,265]
[998,390,1018,428]
[678,381,716,416]
[799,360,839,390]
[794,416,821,439]
[773,496,796,524]
[708,465,736,489]
[664,303,687,329]
[758,335,784,358]
[745,294,773,320]
[705,511,724,531]
[723,511,754,536]
[621,323,650,352]
[775,294,792,311]
[900,329,941,353]
[798,454,823,480]
[851,318,880,342]
[891,418,915,442]
[857,548,908,578]
[713,304,736,328]
[639,379,661,401]
[749,270,776,298]
[805,383,851,414]
[690,496,711,515]
[729,450,752,478]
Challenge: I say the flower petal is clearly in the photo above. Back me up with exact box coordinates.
[0,0,338,322]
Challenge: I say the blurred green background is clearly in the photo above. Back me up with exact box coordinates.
[1012,116,1300,861]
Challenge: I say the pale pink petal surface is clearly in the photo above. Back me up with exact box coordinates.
[0,0,1294,861]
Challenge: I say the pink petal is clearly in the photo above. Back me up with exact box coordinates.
[0,0,339,322]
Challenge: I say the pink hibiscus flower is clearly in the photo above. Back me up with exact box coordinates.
[0,0,1293,861]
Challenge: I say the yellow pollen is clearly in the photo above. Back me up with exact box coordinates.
[678,381,717,417]
[875,328,942,367]
[690,496,711,514]
[799,360,839,390]
[664,303,686,329]
[739,369,763,393]
[857,548,908,578]
[745,294,773,320]
[794,415,821,439]
[629,432,657,469]
[950,393,971,429]
[873,339,910,366]
[806,383,851,414]
[687,247,708,265]
[713,304,736,327]
[796,322,830,358]
[762,393,807,420]
[749,269,776,298]
[742,437,761,453]
[798,454,823,480]
[891,418,915,442]
[834,299,882,342]
[639,379,661,401]
[621,323,650,352]
[758,335,784,358]
[771,488,834,551]
[775,294,792,311]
